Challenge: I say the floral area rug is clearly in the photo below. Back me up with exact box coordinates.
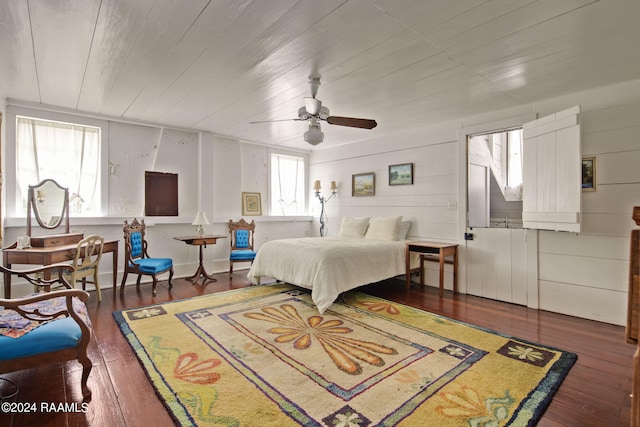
[113,283,576,426]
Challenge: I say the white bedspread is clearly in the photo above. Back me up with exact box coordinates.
[247,236,408,314]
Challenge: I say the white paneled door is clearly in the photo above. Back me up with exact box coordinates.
[465,228,532,305]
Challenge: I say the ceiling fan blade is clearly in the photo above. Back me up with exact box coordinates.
[249,118,302,124]
[326,116,377,129]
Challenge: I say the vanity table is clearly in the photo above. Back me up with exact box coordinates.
[3,239,119,298]
[2,179,118,298]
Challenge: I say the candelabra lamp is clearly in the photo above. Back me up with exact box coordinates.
[314,180,337,237]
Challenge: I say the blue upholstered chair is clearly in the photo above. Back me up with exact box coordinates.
[121,218,173,295]
[0,263,93,402]
[228,218,257,275]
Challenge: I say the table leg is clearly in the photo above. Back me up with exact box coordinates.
[187,244,217,283]
[3,271,10,299]
[3,250,10,298]
[405,246,411,289]
[439,250,445,298]
[453,247,458,293]
[112,245,118,292]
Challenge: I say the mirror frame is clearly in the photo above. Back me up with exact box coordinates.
[27,179,70,236]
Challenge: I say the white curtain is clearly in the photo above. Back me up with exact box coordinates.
[271,153,305,216]
[16,116,100,215]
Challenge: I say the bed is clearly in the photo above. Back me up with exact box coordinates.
[247,216,416,314]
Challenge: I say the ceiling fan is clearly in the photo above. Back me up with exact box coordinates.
[250,77,377,146]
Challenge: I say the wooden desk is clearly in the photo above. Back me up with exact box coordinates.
[3,240,119,299]
[174,235,226,282]
[405,241,458,297]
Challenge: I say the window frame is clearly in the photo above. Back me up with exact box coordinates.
[506,128,523,189]
[267,147,310,216]
[6,105,109,219]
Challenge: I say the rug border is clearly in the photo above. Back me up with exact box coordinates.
[112,309,197,427]
[112,283,578,426]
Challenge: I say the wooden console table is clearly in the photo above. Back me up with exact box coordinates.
[405,241,458,297]
[3,239,119,299]
[174,235,226,282]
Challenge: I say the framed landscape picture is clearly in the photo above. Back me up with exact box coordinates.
[242,192,262,215]
[582,156,596,192]
[389,163,414,185]
[352,172,375,197]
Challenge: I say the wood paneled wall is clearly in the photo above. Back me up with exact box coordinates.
[311,81,640,326]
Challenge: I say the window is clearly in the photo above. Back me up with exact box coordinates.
[270,152,306,216]
[15,115,102,216]
[506,129,523,188]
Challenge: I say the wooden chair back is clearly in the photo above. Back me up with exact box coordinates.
[229,218,255,251]
[123,218,148,262]
[73,235,104,272]
[69,235,104,301]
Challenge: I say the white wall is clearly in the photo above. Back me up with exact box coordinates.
[212,137,313,246]
[310,122,460,241]
[2,107,312,298]
[310,79,640,326]
[3,79,640,324]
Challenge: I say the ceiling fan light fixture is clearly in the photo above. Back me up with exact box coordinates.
[304,121,324,146]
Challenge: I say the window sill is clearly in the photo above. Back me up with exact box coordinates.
[4,215,314,228]
[212,216,313,223]
[4,216,197,228]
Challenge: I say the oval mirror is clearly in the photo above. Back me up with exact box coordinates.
[28,179,70,233]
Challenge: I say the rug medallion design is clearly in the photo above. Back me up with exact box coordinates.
[114,283,576,426]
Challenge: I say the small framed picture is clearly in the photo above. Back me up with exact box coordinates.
[242,192,262,215]
[389,163,414,185]
[352,172,375,197]
[582,156,596,192]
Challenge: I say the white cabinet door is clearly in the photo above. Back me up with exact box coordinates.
[522,106,581,232]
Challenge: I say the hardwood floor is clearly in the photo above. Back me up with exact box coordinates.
[0,272,634,426]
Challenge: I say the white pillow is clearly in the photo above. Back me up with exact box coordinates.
[365,216,402,241]
[339,217,370,238]
[397,220,412,240]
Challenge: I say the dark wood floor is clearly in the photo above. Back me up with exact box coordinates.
[0,272,634,426]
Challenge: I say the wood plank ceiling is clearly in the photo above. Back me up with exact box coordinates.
[1,0,639,149]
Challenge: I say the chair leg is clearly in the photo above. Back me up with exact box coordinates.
[168,268,174,288]
[136,275,142,287]
[151,276,158,295]
[229,261,233,276]
[120,271,128,293]
[94,271,102,302]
